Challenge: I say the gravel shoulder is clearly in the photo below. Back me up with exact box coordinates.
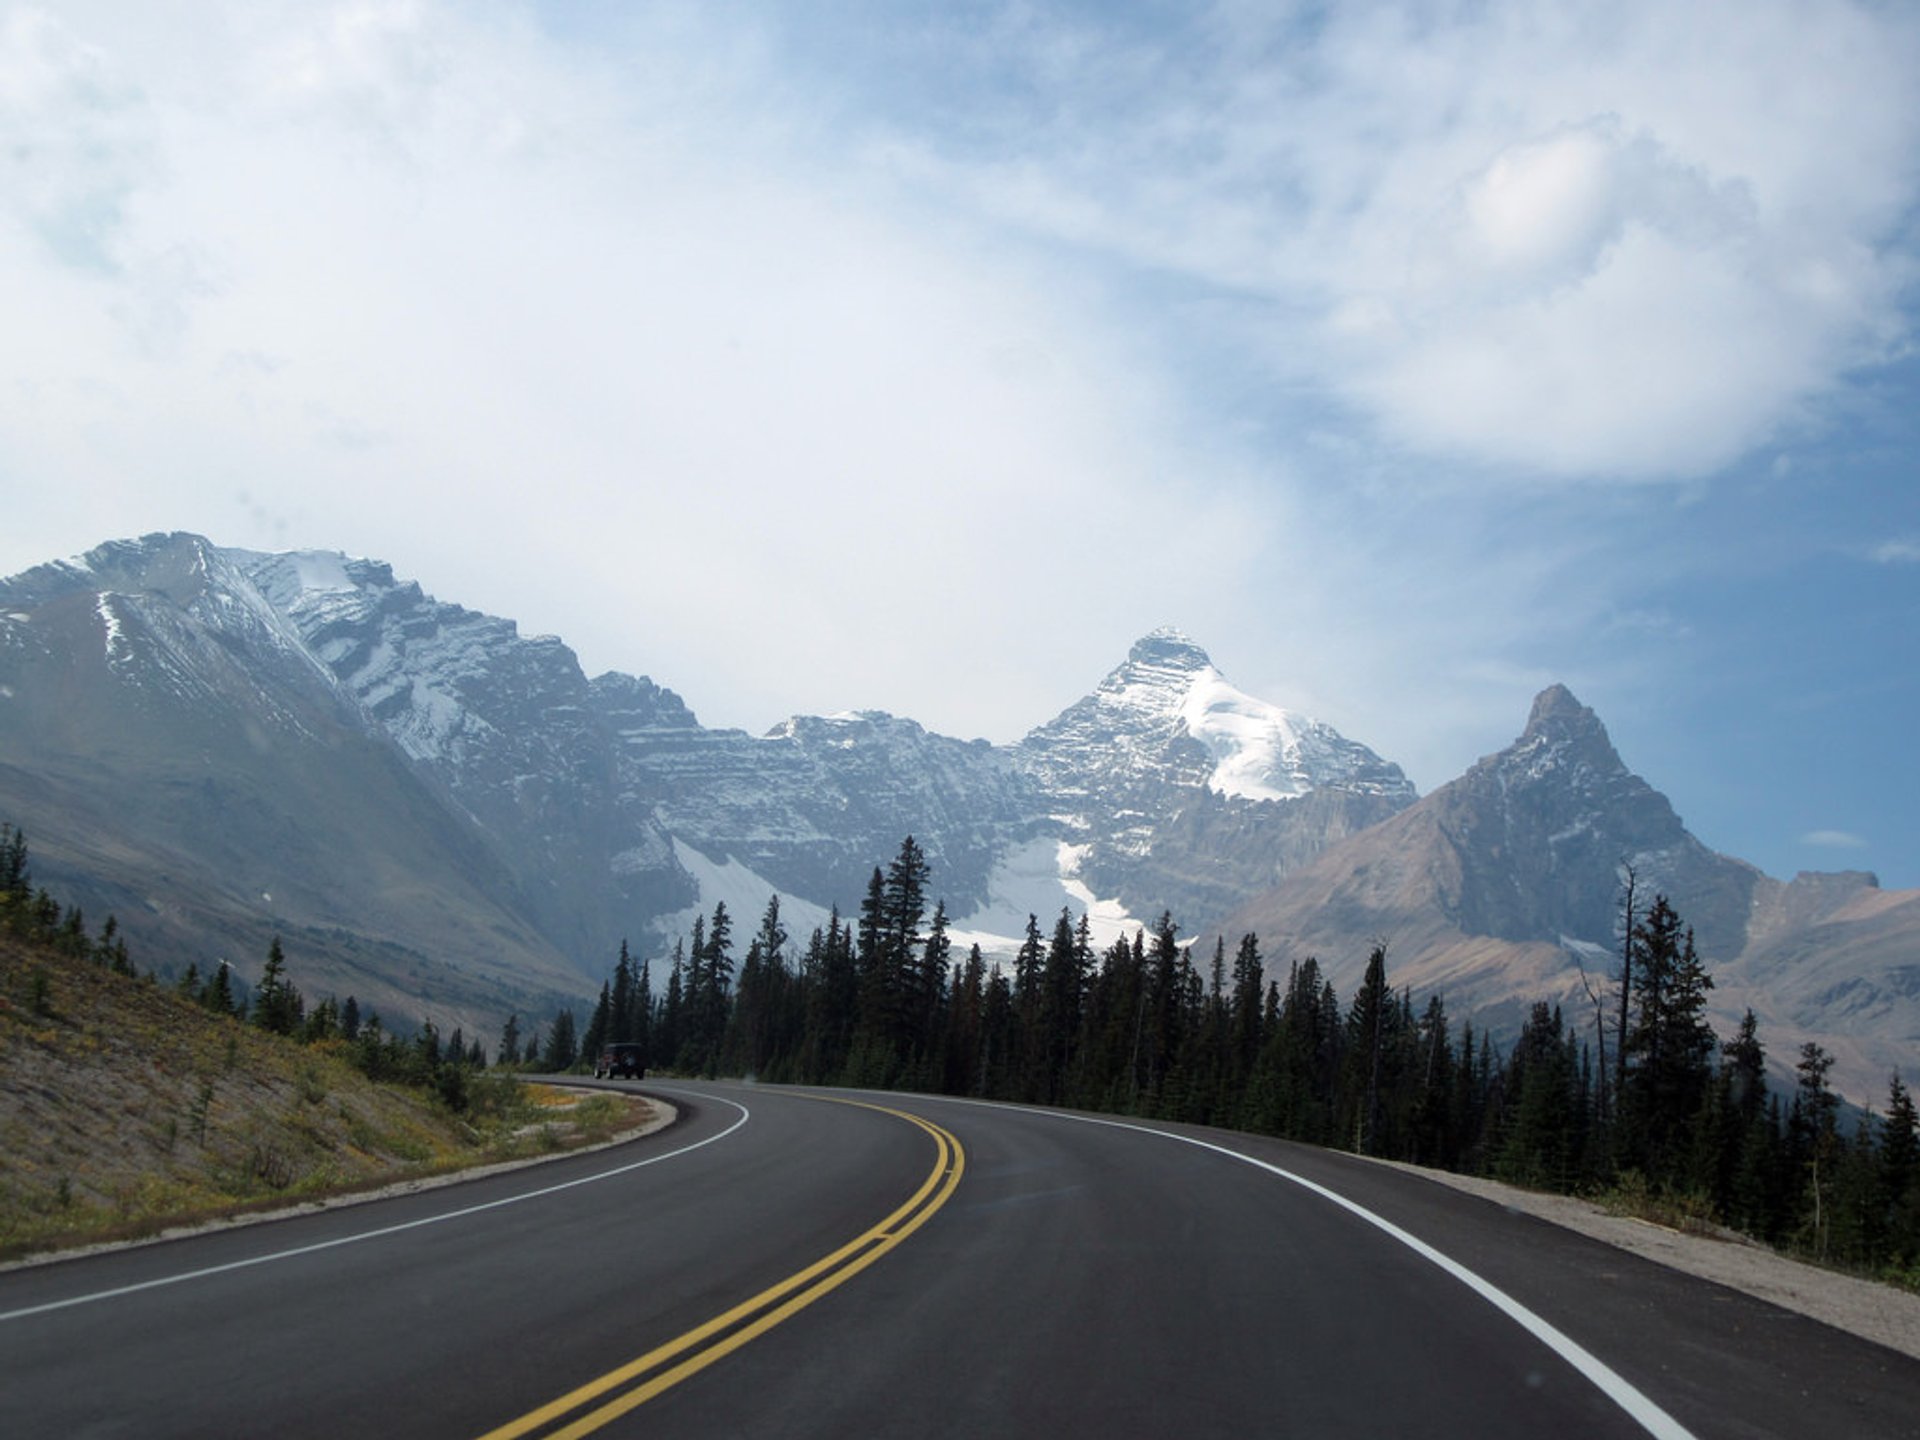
[1379,1158,1920,1361]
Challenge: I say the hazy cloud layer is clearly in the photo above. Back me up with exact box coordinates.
[867,0,1920,479]
[1,1,1916,883]
[1802,830,1870,851]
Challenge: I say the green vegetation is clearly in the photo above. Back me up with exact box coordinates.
[0,824,652,1260]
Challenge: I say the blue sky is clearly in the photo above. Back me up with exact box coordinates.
[1,1,1916,888]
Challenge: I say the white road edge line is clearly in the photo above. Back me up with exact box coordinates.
[902,1091,1700,1440]
[0,1096,750,1325]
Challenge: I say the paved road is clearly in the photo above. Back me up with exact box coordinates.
[3,1082,1915,1438]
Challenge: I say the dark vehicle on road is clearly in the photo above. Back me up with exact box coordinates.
[593,1043,646,1079]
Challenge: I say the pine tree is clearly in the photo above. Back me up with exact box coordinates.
[659,940,685,1070]
[1617,896,1715,1186]
[1794,1041,1841,1257]
[633,955,654,1069]
[1227,933,1264,1103]
[610,941,638,1044]
[581,982,612,1068]
[1340,946,1396,1156]
[205,959,237,1017]
[252,936,302,1035]
[498,1013,522,1067]
[0,823,29,918]
[543,1008,579,1072]
[1496,1002,1579,1189]
[1881,1073,1919,1267]
[1722,1009,1767,1125]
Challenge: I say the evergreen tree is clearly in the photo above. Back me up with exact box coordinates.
[204,960,237,1017]
[252,936,302,1035]
[1881,1073,1919,1267]
[543,1008,579,1072]
[659,940,686,1069]
[912,900,953,1081]
[499,1013,522,1075]
[610,941,639,1044]
[1340,946,1396,1155]
[0,823,29,921]
[1495,1002,1580,1189]
[1617,896,1715,1185]
[1794,1041,1842,1256]
[581,982,612,1067]
[1722,1009,1768,1126]
[1408,993,1455,1168]
[633,955,654,1069]
[1227,933,1265,1104]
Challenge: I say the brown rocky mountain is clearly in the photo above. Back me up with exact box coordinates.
[1214,686,1919,1104]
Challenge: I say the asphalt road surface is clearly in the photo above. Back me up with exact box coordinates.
[3,1081,1916,1438]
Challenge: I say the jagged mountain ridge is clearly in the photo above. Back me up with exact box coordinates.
[0,535,1411,1031]
[0,536,591,1033]
[1215,686,1920,1102]
[7,532,1909,1101]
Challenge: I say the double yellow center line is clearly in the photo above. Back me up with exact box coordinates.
[478,1097,965,1440]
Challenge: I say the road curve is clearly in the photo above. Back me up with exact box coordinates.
[3,1081,1916,1438]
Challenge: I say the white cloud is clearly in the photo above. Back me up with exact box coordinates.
[0,0,1194,741]
[874,0,1920,481]
[0,7,150,271]
[1,0,1915,805]
[1802,829,1870,850]
[1871,538,1920,565]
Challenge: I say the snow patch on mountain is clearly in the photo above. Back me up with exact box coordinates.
[660,837,834,951]
[95,593,129,666]
[1022,626,1413,808]
[949,836,1138,957]
[1180,670,1317,801]
[292,551,357,595]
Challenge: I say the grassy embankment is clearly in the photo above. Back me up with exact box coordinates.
[0,934,650,1261]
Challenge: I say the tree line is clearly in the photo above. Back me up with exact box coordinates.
[554,835,1918,1284]
[9,818,1915,1282]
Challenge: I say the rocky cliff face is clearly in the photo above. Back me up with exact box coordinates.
[1,537,1410,1025]
[0,536,591,1036]
[11,533,1906,1100]
[1422,684,1760,955]
[1014,628,1416,925]
[1216,685,1916,1102]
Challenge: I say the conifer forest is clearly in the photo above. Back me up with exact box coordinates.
[7,823,1917,1284]
[564,837,1919,1283]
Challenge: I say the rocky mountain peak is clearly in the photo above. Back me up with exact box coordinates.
[1525,681,1588,729]
[1127,626,1212,672]
[1500,684,1631,790]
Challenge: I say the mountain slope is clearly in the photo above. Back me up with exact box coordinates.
[1216,686,1918,1101]
[1,537,1413,1031]
[8,533,1907,1102]
[1011,628,1416,928]
[0,536,589,1035]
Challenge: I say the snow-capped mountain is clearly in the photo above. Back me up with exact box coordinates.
[8,533,1906,1100]
[1012,628,1415,929]
[0,535,1410,1029]
[1020,628,1412,806]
